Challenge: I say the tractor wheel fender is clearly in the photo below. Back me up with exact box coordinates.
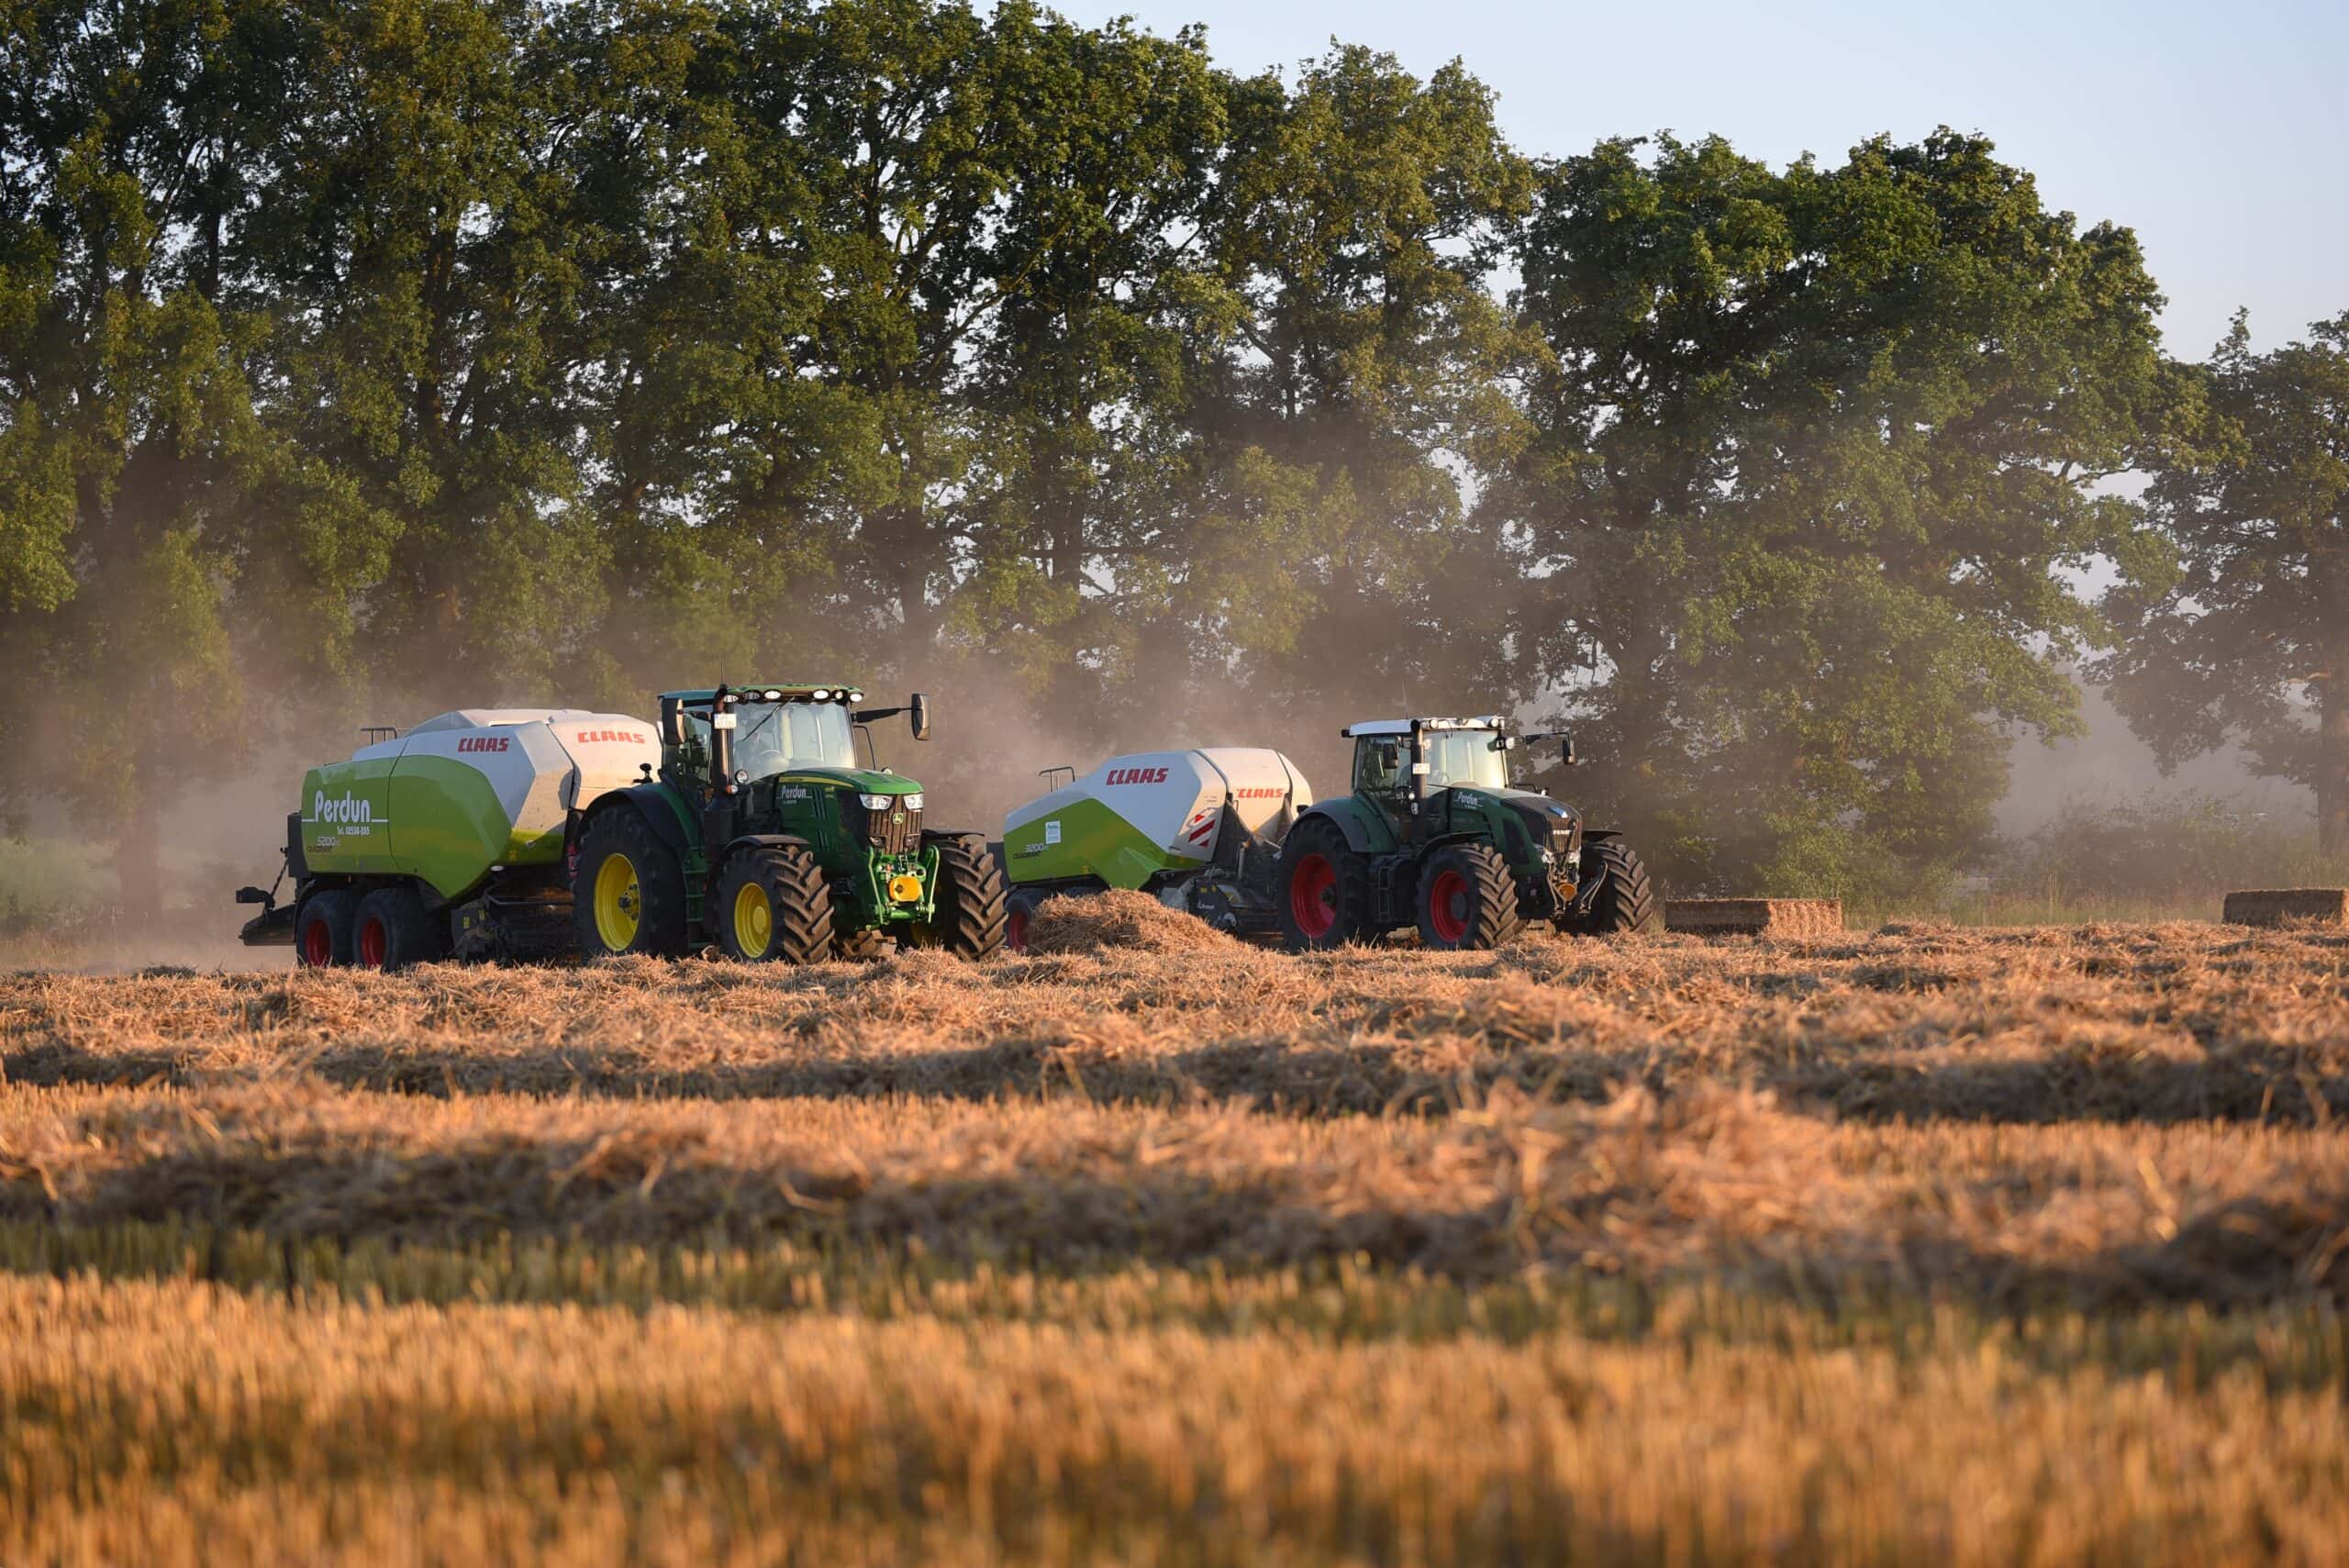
[714,832,816,876]
[1295,799,1392,856]
[578,784,697,863]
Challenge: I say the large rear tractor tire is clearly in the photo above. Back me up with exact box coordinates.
[355,884,447,972]
[1276,816,1373,951]
[573,808,689,959]
[295,888,355,969]
[1416,842,1523,951]
[715,845,834,963]
[834,926,889,962]
[907,835,1009,959]
[1558,840,1656,936]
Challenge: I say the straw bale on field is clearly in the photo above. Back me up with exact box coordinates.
[2221,888,2349,928]
[1665,897,1842,938]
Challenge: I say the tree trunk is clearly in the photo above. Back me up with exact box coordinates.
[2321,671,2348,856]
[112,775,164,917]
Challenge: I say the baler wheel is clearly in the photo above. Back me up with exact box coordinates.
[907,835,1010,959]
[1275,817,1371,951]
[715,845,834,963]
[1415,843,1522,951]
[573,807,689,958]
[295,889,355,968]
[356,884,446,972]
[1004,888,1045,953]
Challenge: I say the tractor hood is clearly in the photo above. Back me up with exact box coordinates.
[763,765,922,796]
[1444,784,1581,850]
[1442,783,1571,816]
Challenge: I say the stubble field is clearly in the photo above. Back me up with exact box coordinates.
[4,897,2347,1564]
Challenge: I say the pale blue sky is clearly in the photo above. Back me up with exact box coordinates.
[1050,0,2347,356]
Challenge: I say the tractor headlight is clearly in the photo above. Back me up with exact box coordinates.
[858,793,895,811]
[900,792,923,812]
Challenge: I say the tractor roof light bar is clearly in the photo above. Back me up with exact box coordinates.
[1341,716,1507,738]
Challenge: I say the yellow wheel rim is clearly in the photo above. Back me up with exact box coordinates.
[593,852,641,951]
[733,881,773,960]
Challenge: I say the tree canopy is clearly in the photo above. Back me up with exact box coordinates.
[2101,313,2349,851]
[0,0,2323,900]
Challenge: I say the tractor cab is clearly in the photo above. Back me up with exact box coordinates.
[1341,717,1545,842]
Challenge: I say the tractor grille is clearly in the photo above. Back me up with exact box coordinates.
[852,798,922,857]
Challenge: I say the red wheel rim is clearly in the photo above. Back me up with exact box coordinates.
[1289,853,1338,939]
[1426,870,1470,944]
[1007,906,1030,952]
[301,918,333,967]
[357,917,387,969]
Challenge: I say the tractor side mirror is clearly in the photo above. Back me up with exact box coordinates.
[1527,730,1578,766]
[908,692,930,742]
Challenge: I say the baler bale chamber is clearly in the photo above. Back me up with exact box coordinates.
[995,747,1313,948]
[238,708,662,969]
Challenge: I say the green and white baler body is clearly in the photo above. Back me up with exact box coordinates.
[239,708,662,967]
[997,748,1313,946]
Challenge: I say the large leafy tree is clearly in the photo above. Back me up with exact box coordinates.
[244,0,609,707]
[0,0,363,895]
[1501,131,2168,895]
[1141,45,1531,766]
[2101,313,2349,852]
[574,0,1232,717]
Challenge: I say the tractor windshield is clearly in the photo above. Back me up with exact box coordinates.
[1423,730,1509,792]
[730,701,857,777]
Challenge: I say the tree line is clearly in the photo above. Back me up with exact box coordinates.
[3,0,2343,901]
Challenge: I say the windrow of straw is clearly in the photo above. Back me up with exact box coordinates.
[4,919,2348,1563]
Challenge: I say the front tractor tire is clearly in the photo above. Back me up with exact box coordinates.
[1276,817,1372,951]
[715,845,835,964]
[1558,840,1657,936]
[906,834,1009,959]
[295,888,355,968]
[573,808,688,959]
[355,884,446,972]
[1416,842,1524,951]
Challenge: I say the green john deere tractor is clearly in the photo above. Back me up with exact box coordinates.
[1275,715,1654,951]
[572,683,1008,962]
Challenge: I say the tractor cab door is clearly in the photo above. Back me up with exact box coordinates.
[1416,730,1511,838]
[1352,735,1415,838]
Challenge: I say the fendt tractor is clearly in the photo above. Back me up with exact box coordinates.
[997,716,1653,951]
[238,684,1008,969]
